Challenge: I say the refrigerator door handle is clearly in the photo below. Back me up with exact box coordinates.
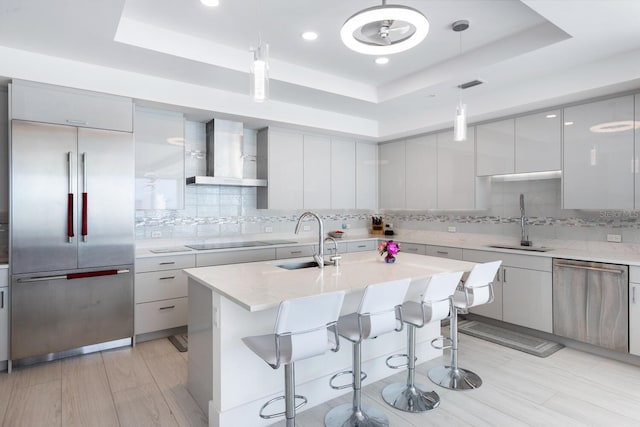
[82,152,88,242]
[67,151,74,243]
[16,269,131,284]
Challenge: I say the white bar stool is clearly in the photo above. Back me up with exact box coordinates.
[242,290,346,427]
[428,260,502,390]
[382,270,464,412]
[325,278,411,427]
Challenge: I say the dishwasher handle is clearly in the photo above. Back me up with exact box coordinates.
[554,262,625,275]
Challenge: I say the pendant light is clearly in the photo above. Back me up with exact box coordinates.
[453,20,469,142]
[250,0,269,102]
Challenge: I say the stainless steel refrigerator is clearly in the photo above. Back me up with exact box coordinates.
[10,120,134,361]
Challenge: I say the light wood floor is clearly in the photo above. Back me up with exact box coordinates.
[1,332,640,427]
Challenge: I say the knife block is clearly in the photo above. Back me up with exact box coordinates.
[371,222,384,235]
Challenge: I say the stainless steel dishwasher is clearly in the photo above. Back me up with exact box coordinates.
[553,259,628,352]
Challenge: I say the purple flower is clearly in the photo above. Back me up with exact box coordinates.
[386,241,399,255]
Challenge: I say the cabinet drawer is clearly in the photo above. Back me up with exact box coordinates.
[400,243,426,255]
[135,297,187,335]
[0,270,7,287]
[135,270,188,303]
[197,248,275,266]
[276,246,315,259]
[11,81,133,132]
[347,240,376,252]
[426,245,462,260]
[136,255,196,273]
[322,241,348,255]
[630,266,640,283]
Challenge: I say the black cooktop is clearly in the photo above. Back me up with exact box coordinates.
[185,240,296,250]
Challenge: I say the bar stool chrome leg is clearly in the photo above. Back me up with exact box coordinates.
[381,324,440,412]
[325,341,388,427]
[428,306,482,390]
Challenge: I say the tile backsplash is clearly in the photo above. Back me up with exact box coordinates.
[136,121,640,244]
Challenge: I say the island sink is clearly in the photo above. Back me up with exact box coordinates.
[276,260,321,270]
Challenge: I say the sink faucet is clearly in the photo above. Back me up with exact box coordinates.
[295,211,324,268]
[520,193,532,246]
[324,236,341,266]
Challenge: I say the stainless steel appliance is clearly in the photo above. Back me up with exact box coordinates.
[10,120,134,360]
[552,258,628,352]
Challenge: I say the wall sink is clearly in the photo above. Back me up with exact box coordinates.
[487,244,553,252]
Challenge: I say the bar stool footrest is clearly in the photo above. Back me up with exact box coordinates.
[329,369,367,390]
[385,353,417,369]
[430,336,452,350]
[259,394,307,419]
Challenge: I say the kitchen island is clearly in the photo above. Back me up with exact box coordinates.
[184,251,476,427]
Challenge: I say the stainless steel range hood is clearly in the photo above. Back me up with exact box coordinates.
[186,119,267,187]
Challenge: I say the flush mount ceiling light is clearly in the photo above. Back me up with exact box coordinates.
[375,57,389,64]
[589,120,640,133]
[301,31,318,41]
[341,0,429,55]
[200,0,219,7]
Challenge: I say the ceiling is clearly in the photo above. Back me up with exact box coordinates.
[0,0,639,141]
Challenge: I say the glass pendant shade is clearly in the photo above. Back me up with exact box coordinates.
[251,43,269,103]
[454,103,467,141]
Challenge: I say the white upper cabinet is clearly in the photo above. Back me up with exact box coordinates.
[134,107,185,210]
[635,95,640,209]
[405,134,437,209]
[476,119,515,176]
[11,80,133,132]
[303,134,331,209]
[257,128,304,209]
[331,138,356,209]
[379,141,406,209]
[355,142,378,209]
[563,95,635,209]
[515,109,561,173]
[437,128,478,209]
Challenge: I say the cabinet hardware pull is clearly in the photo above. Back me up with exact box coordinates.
[159,305,176,310]
[1,290,4,309]
[159,262,175,265]
[66,119,88,125]
[291,251,302,254]
[81,152,88,242]
[503,269,507,283]
[634,286,636,304]
[436,251,449,255]
[357,245,366,248]
[555,262,624,274]
[67,152,74,243]
[159,276,176,280]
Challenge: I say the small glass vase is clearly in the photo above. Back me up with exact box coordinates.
[385,254,396,263]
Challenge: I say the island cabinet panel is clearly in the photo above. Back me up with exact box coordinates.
[303,134,331,209]
[378,141,405,209]
[331,138,356,209]
[476,118,515,176]
[563,95,634,209]
[515,109,561,173]
[134,254,195,336]
[405,134,437,209]
[630,266,640,356]
[355,142,378,209]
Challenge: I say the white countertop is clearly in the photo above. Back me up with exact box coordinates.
[184,251,476,312]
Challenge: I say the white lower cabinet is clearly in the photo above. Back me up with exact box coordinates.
[347,240,377,253]
[0,271,8,362]
[629,267,640,356]
[134,254,195,335]
[399,242,426,256]
[462,249,552,332]
[426,245,462,260]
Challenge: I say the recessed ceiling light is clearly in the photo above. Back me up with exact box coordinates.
[564,121,574,126]
[200,0,219,6]
[546,114,557,118]
[301,32,318,41]
[341,3,429,55]
[375,57,389,65]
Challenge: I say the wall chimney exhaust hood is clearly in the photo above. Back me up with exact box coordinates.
[186,119,267,187]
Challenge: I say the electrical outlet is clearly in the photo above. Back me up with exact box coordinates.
[448,226,456,233]
[607,234,622,243]
[151,231,162,238]
[303,225,311,231]
[264,226,273,233]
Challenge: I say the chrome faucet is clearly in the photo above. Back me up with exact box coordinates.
[295,211,324,268]
[520,193,532,246]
